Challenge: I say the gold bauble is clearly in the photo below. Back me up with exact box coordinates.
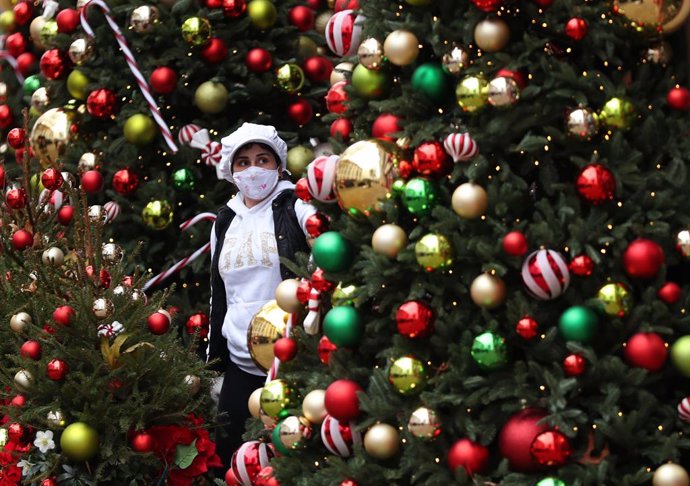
[599,97,635,130]
[29,16,46,49]
[470,273,506,309]
[78,152,100,173]
[302,389,327,424]
[615,0,690,33]
[39,19,59,47]
[30,108,75,168]
[488,76,520,107]
[358,37,385,71]
[596,282,632,317]
[442,45,470,76]
[278,415,312,449]
[415,233,453,271]
[60,423,99,461]
[456,75,489,113]
[451,182,488,219]
[286,145,314,177]
[332,283,357,306]
[0,10,16,34]
[47,410,67,428]
[334,139,399,217]
[315,10,333,34]
[297,35,318,59]
[276,64,305,94]
[383,30,419,66]
[653,463,690,486]
[331,61,354,85]
[42,247,65,267]
[248,387,263,417]
[566,107,598,138]
[88,205,107,224]
[194,81,228,114]
[408,406,441,440]
[247,0,278,29]
[130,5,160,34]
[142,200,173,230]
[14,369,34,391]
[275,278,303,313]
[260,379,293,418]
[645,42,672,64]
[102,243,124,266]
[69,37,95,66]
[92,298,114,318]
[131,289,147,303]
[181,16,212,45]
[371,223,408,258]
[247,300,288,372]
[124,114,157,145]
[474,18,510,53]
[388,355,427,394]
[364,423,400,459]
[10,312,32,333]
[184,374,201,395]
[677,230,690,258]
[67,70,91,100]
[31,88,50,113]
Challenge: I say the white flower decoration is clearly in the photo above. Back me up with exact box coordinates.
[16,459,33,476]
[33,430,55,454]
[98,320,124,338]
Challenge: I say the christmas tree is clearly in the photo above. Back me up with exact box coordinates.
[235,1,690,486]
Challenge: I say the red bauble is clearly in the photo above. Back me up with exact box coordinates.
[274,337,298,362]
[303,56,334,83]
[565,17,587,41]
[222,0,246,17]
[447,439,490,476]
[40,49,70,79]
[40,479,58,486]
[131,431,155,453]
[659,282,682,304]
[225,468,241,486]
[334,0,359,10]
[10,395,26,407]
[5,33,27,57]
[201,38,228,64]
[622,238,665,279]
[57,205,74,225]
[325,379,362,421]
[667,87,690,111]
[5,187,27,209]
[287,99,313,125]
[246,47,272,73]
[150,67,178,94]
[147,312,170,335]
[330,118,352,140]
[41,168,64,190]
[371,113,401,141]
[398,160,413,179]
[295,177,312,201]
[13,2,33,25]
[17,52,37,76]
[46,358,69,381]
[53,305,75,325]
[625,332,667,372]
[569,254,594,276]
[502,230,528,256]
[255,466,280,486]
[81,170,104,193]
[112,168,139,195]
[296,279,312,304]
[325,81,349,114]
[306,212,329,237]
[56,8,80,33]
[20,340,42,360]
[0,105,13,129]
[311,268,335,292]
[318,336,337,364]
[11,229,33,250]
[562,353,586,376]
[289,5,315,31]
[576,164,615,205]
[396,300,434,338]
[413,141,450,177]
[185,312,210,338]
[470,0,504,12]
[498,407,549,472]
[206,0,222,7]
[496,68,527,89]
[515,316,539,340]
[87,88,118,118]
[529,430,572,466]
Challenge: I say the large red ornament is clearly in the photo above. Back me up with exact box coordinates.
[231,441,274,485]
[326,81,349,114]
[447,439,490,476]
[10,394,26,407]
[498,407,549,472]
[372,113,401,141]
[305,212,329,237]
[529,430,572,466]
[295,177,312,201]
[625,332,667,372]
[289,5,315,31]
[325,379,362,421]
[521,249,570,300]
[147,312,170,335]
[131,431,155,453]
[6,187,28,209]
[53,305,75,325]
[330,118,352,140]
[515,316,539,340]
[496,68,527,89]
[321,414,360,457]
[58,205,74,225]
[318,335,337,364]
[412,141,451,177]
[470,0,504,12]
[20,340,42,360]
[87,89,118,118]
[0,105,13,129]
[569,254,594,276]
[41,168,64,190]
[150,67,178,94]
[667,87,690,111]
[622,238,665,279]
[17,52,37,76]
[255,466,280,486]
[201,38,228,64]
[56,8,80,33]
[565,17,587,40]
[81,170,104,193]
[12,229,33,250]
[659,282,682,304]
[47,358,69,381]
[396,300,434,338]
[223,0,247,17]
[112,168,139,195]
[5,33,27,57]
[40,49,70,79]
[576,164,615,205]
[303,56,334,83]
[502,230,528,256]
[246,47,272,73]
[287,98,313,125]
[562,353,586,376]
[274,337,298,362]
[311,268,335,292]
[185,312,209,338]
[13,2,33,25]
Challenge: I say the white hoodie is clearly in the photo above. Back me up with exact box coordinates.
[209,180,315,375]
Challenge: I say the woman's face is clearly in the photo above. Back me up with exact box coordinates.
[232,144,280,173]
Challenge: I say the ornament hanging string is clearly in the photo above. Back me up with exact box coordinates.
[265,313,295,384]
[143,212,216,291]
[79,0,178,153]
[0,51,25,84]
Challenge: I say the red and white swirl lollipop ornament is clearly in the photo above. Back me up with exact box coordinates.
[230,440,275,486]
[306,155,338,203]
[321,414,361,457]
[443,132,478,162]
[325,10,365,57]
[521,249,570,300]
[678,397,690,423]
[177,123,202,146]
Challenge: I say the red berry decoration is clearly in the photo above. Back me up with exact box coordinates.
[412,141,451,177]
[112,168,139,195]
[222,0,246,17]
[325,379,362,421]
[502,230,528,256]
[201,38,228,64]
[0,105,14,129]
[326,81,349,114]
[131,431,155,453]
[447,439,490,476]
[5,33,27,57]
[625,332,667,372]
[17,52,37,76]
[57,205,74,225]
[529,430,572,466]
[295,177,312,201]
[565,17,587,41]
[303,56,333,83]
[576,164,615,205]
[87,89,118,118]
[515,316,539,340]
[372,113,402,141]
[56,8,80,33]
[149,67,178,94]
[287,99,313,125]
[40,49,70,80]
[246,47,273,73]
[667,86,690,111]
[147,312,170,334]
[5,187,27,209]
[53,306,75,326]
[13,2,33,25]
[318,335,337,364]
[274,337,298,362]
[398,160,413,179]
[41,168,64,190]
[289,5,315,31]
[185,312,210,338]
[569,254,594,276]
[20,340,42,360]
[470,0,504,12]
[622,238,665,279]
[562,353,586,376]
[396,300,434,338]
[12,229,33,250]
[305,212,329,237]
[81,170,104,193]
[659,282,682,304]
[330,118,352,140]
[46,358,69,381]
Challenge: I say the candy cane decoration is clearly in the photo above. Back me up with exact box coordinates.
[80,0,178,153]
[302,288,321,335]
[0,51,24,84]
[265,313,295,384]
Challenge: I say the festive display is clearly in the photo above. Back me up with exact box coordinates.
[521,249,570,300]
[559,306,599,343]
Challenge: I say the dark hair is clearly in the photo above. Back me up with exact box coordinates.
[232,142,280,168]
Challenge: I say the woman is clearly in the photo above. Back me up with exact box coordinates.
[207,123,315,468]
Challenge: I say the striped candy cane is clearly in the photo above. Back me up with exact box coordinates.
[265,313,295,384]
[80,0,178,153]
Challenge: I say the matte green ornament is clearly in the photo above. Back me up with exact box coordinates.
[260,379,292,418]
[351,63,390,99]
[402,178,437,216]
[536,479,566,486]
[671,335,690,377]
[415,233,453,271]
[558,306,598,342]
[323,306,362,347]
[271,420,293,456]
[411,63,451,104]
[312,231,353,272]
[23,75,42,96]
[172,168,195,191]
[470,331,508,370]
[388,355,427,394]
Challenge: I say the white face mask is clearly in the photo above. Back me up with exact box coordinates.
[233,166,279,201]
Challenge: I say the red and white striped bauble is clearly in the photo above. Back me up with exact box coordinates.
[521,249,570,300]
[320,414,361,457]
[306,155,338,203]
[678,397,690,422]
[325,10,365,57]
[231,441,275,486]
[104,201,121,223]
[178,124,202,146]
[443,132,478,162]
[49,190,65,210]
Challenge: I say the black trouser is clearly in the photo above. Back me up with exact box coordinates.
[216,360,266,470]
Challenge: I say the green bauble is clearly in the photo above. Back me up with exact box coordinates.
[536,479,567,486]
[351,64,390,99]
[671,335,690,377]
[470,331,508,370]
[312,231,353,272]
[415,233,453,271]
[402,178,437,216]
[287,146,314,177]
[142,200,173,230]
[323,306,362,347]
[67,70,91,100]
[272,420,293,456]
[456,75,489,113]
[391,178,406,196]
[260,379,293,418]
[124,114,157,145]
[599,97,634,130]
[388,355,427,394]
[172,168,195,191]
[558,306,598,343]
[411,63,451,104]
[23,75,42,96]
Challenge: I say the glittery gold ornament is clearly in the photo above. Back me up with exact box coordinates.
[415,233,453,271]
[142,200,173,230]
[130,6,160,34]
[451,182,487,219]
[260,379,293,418]
[652,463,690,486]
[470,273,506,309]
[615,0,690,33]
[407,406,441,440]
[388,355,427,394]
[14,369,34,391]
[247,300,288,372]
[456,75,489,113]
[276,64,305,94]
[331,61,354,85]
[599,97,635,130]
[30,108,75,168]
[39,19,58,47]
[677,230,690,257]
[383,30,419,66]
[92,298,114,319]
[31,88,50,113]
[277,416,312,449]
[248,388,263,417]
[566,107,598,138]
[371,223,407,258]
[42,247,64,267]
[194,81,228,114]
[10,312,32,333]
[358,38,385,70]
[488,76,520,107]
[69,37,95,65]
[474,18,510,53]
[247,0,278,29]
[596,282,632,317]
[302,389,327,424]
[181,16,211,45]
[87,205,106,224]
[364,423,400,459]
[442,45,470,76]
